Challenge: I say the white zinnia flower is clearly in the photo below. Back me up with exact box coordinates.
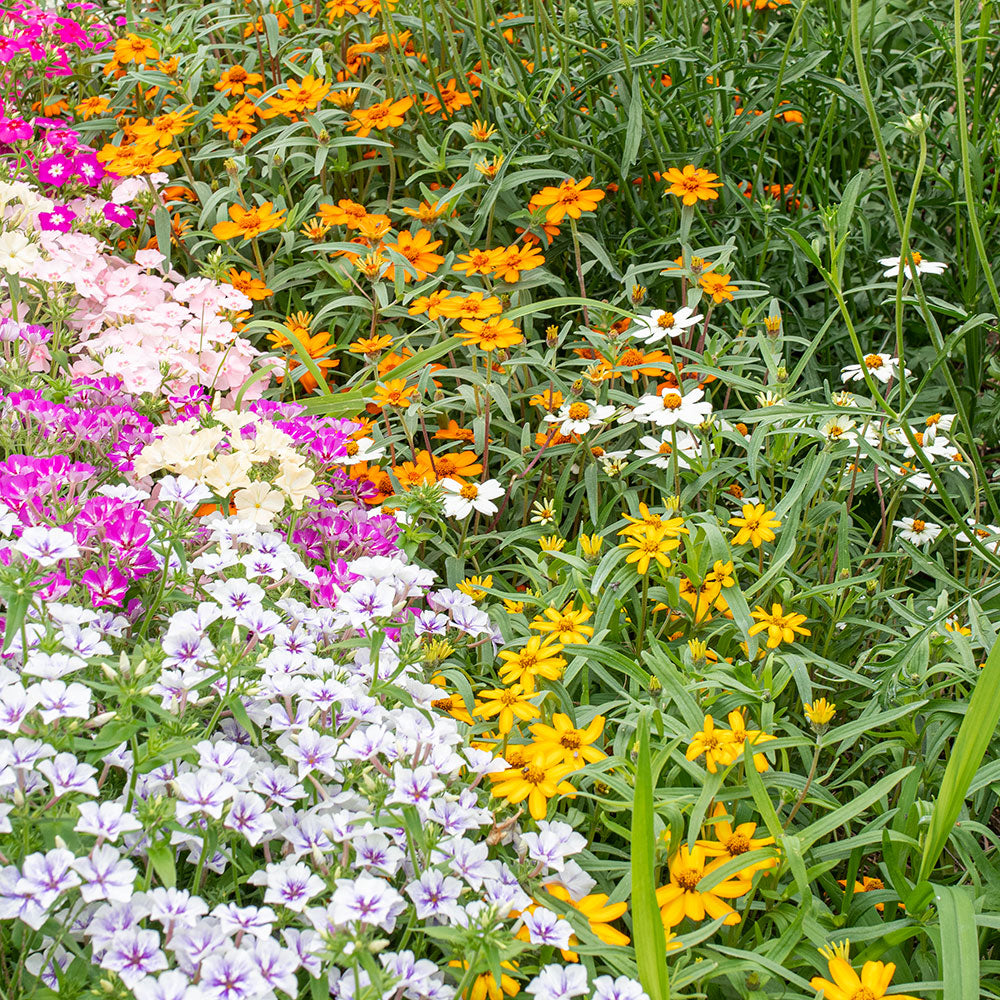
[632,306,702,345]
[840,353,909,384]
[544,401,616,436]
[440,478,505,518]
[878,252,947,279]
[893,516,942,546]
[635,429,700,469]
[819,416,858,446]
[628,386,713,428]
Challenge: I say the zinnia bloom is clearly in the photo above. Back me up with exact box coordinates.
[810,941,921,1000]
[212,201,286,241]
[663,164,723,205]
[531,176,605,224]
[346,96,414,137]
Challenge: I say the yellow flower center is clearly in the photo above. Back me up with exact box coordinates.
[911,518,926,531]
[828,426,842,438]
[499,689,519,706]
[658,442,673,454]
[345,441,359,455]
[460,484,479,500]
[864,354,884,369]
[662,393,682,410]
[675,868,701,891]
[849,991,876,1000]
[725,834,751,855]
[656,312,676,329]
[568,402,591,420]
[522,765,546,784]
[560,732,582,749]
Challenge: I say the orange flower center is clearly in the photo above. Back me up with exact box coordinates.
[560,732,581,749]
[521,765,546,784]
[864,354,884,369]
[725,834,751,855]
[911,519,926,531]
[460,484,479,500]
[662,392,682,409]
[345,441,359,456]
[658,443,673,454]
[675,867,701,891]
[656,312,676,329]
[568,402,590,420]
[849,991,876,1000]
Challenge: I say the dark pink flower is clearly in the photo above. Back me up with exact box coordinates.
[38,207,76,233]
[36,153,73,186]
[103,202,135,227]
[74,152,104,186]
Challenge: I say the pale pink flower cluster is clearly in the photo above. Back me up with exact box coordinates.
[19,232,263,398]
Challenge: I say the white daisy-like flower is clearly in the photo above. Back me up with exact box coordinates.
[440,478,505,518]
[544,401,616,436]
[819,416,858,446]
[627,386,713,428]
[840,353,909,384]
[635,429,700,469]
[333,436,385,464]
[631,306,702,345]
[896,463,934,491]
[893,516,942,546]
[878,252,947,280]
[923,412,955,442]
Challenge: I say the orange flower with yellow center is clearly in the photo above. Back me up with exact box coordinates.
[215,64,264,96]
[699,272,738,303]
[663,164,723,205]
[458,317,523,352]
[346,96,413,137]
[531,176,605,224]
[212,201,286,241]
[382,228,445,282]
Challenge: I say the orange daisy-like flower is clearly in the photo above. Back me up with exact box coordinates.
[663,164,723,205]
[422,79,473,116]
[407,290,460,320]
[114,34,158,65]
[348,333,394,355]
[458,317,524,352]
[403,199,452,224]
[491,243,545,283]
[435,420,476,443]
[212,201,286,241]
[699,272,738,303]
[215,65,264,96]
[212,101,258,143]
[452,293,503,320]
[383,228,445,282]
[75,95,110,120]
[372,379,418,409]
[431,449,483,482]
[346,96,414,137]
[530,176,605,224]
[453,247,502,277]
[225,269,272,300]
[317,199,368,229]
[262,75,332,118]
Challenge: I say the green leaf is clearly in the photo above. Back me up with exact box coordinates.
[154,205,172,273]
[919,634,1000,880]
[631,712,669,1000]
[147,839,176,888]
[622,74,644,172]
[933,885,979,1000]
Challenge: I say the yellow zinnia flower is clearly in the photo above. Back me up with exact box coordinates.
[728,503,781,547]
[810,941,922,1000]
[655,844,752,928]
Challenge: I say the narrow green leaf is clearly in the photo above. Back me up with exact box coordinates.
[631,713,669,1000]
[919,635,1000,880]
[622,74,644,171]
[933,885,979,1000]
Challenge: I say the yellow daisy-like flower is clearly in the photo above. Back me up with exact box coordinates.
[685,715,737,773]
[475,684,540,734]
[619,524,680,575]
[804,698,836,726]
[458,575,493,600]
[655,844,752,928]
[810,941,922,1000]
[489,745,577,820]
[496,636,566,692]
[529,603,594,644]
[696,803,777,879]
[528,714,606,766]
[748,603,811,649]
[728,503,781,547]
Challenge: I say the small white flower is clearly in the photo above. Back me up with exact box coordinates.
[628,386,713,428]
[544,401,616,436]
[893,516,942,546]
[820,416,858,446]
[631,306,702,345]
[635,429,700,469]
[878,252,947,279]
[440,478,505,518]
[840,353,909,384]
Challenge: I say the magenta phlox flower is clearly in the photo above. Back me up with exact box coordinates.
[36,153,73,186]
[38,206,76,232]
[103,202,136,227]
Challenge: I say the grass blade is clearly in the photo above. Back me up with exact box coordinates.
[918,636,1000,880]
[933,885,979,1000]
[631,712,669,1000]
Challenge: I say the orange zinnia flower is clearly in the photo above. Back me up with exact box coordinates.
[431,449,483,482]
[226,269,272,300]
[383,228,445,282]
[663,165,723,205]
[212,201,286,241]
[346,96,413,137]
[215,65,264,96]
[76,96,110,119]
[114,34,158,65]
[699,272,738,303]
[261,75,332,118]
[458,317,523,352]
[422,79,473,116]
[372,379,418,409]
[435,420,476,442]
[452,293,503,319]
[530,176,605,224]
[407,290,460,320]
[317,199,368,229]
[453,248,502,277]
[491,243,545,283]
[276,330,340,394]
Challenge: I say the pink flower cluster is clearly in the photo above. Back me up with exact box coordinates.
[0,0,111,78]
[19,236,264,397]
